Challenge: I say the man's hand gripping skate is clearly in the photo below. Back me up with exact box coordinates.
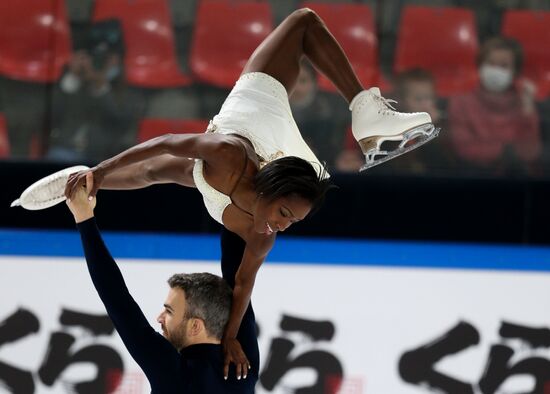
[66,172,97,223]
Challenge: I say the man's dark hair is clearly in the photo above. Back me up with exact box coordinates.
[167,273,232,339]
[477,36,524,76]
[254,156,333,214]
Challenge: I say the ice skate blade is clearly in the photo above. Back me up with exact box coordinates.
[359,127,440,172]
[357,123,434,156]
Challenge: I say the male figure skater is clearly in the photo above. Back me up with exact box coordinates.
[66,173,258,393]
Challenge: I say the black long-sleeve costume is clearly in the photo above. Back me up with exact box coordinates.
[76,218,258,393]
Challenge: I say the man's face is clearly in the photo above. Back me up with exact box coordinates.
[289,67,316,107]
[403,81,437,113]
[402,80,439,122]
[157,287,189,350]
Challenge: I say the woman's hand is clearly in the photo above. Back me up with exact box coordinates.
[65,165,106,202]
[222,337,251,381]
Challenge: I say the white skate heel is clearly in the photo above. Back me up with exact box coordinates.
[349,88,440,171]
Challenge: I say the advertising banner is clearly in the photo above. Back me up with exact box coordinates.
[1,230,550,394]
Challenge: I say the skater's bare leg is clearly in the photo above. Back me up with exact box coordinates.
[242,8,362,103]
[243,8,437,171]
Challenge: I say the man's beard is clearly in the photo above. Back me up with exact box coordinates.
[165,319,188,350]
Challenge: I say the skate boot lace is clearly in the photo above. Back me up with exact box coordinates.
[374,95,398,115]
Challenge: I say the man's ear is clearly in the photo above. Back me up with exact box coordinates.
[188,318,205,337]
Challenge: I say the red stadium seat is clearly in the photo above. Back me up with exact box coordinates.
[93,0,191,88]
[138,119,210,143]
[502,10,550,99]
[190,1,273,88]
[0,114,10,158]
[0,0,71,82]
[301,3,379,93]
[394,6,479,96]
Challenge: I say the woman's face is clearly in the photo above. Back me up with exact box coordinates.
[479,48,516,93]
[254,194,313,235]
[484,48,515,73]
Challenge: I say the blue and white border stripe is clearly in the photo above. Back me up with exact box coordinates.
[1,228,550,272]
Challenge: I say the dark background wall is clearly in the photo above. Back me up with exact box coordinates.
[2,161,549,245]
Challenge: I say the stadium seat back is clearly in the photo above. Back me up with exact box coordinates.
[0,0,71,82]
[395,6,479,96]
[190,1,273,88]
[93,0,191,87]
[502,10,550,99]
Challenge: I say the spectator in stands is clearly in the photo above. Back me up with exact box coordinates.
[395,69,442,127]
[389,68,454,174]
[448,36,541,176]
[47,20,145,162]
[288,60,344,167]
[334,130,363,172]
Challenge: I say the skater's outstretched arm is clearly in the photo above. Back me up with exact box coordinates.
[99,155,196,190]
[222,232,274,380]
[242,8,363,102]
[64,132,238,200]
[66,175,183,386]
[220,229,260,378]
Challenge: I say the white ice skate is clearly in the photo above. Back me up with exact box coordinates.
[10,165,89,210]
[349,87,440,171]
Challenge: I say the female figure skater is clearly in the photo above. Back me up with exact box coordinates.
[65,8,435,380]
